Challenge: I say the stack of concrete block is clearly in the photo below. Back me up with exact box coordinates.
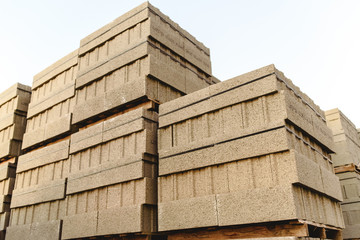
[59,2,218,239]
[325,109,360,239]
[72,1,218,127]
[0,83,31,238]
[158,64,344,232]
[62,106,157,239]
[6,51,78,240]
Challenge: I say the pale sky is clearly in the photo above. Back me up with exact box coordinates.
[1,1,360,126]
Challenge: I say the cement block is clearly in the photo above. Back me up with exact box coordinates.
[0,140,21,159]
[22,113,72,151]
[28,83,75,118]
[0,212,10,231]
[76,41,148,89]
[70,121,103,154]
[6,224,31,240]
[0,162,16,181]
[97,205,143,235]
[72,77,147,125]
[67,160,155,197]
[217,185,297,226]
[33,49,78,89]
[342,223,360,239]
[0,177,15,196]
[159,127,289,175]
[79,2,150,54]
[11,179,66,208]
[0,83,31,112]
[17,139,69,173]
[62,211,97,239]
[158,195,218,231]
[0,113,26,133]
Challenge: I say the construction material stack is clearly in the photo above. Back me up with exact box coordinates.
[158,65,344,239]
[6,50,78,240]
[325,109,360,239]
[63,3,216,239]
[0,83,31,238]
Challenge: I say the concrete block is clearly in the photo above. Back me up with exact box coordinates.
[22,114,72,150]
[0,177,15,196]
[0,196,11,213]
[0,83,31,112]
[217,185,297,227]
[319,165,343,201]
[0,162,16,181]
[70,121,103,154]
[284,90,334,151]
[17,139,69,173]
[5,223,31,240]
[27,83,75,118]
[67,159,155,196]
[76,41,148,89]
[0,140,21,159]
[97,205,143,235]
[62,211,97,239]
[342,223,360,239]
[0,212,10,231]
[158,195,218,231]
[11,179,66,208]
[159,127,289,175]
[0,113,26,133]
[79,2,150,54]
[33,49,78,89]
[72,77,147,125]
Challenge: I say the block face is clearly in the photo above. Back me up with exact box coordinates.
[325,108,360,166]
[217,186,297,226]
[23,98,75,150]
[159,127,289,175]
[0,83,31,112]
[158,195,218,231]
[33,49,78,89]
[97,205,142,235]
[17,139,69,173]
[11,179,66,208]
[62,212,97,239]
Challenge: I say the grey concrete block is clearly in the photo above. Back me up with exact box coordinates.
[0,212,10,231]
[158,195,218,231]
[0,113,26,133]
[17,139,69,173]
[5,224,31,240]
[33,49,78,89]
[159,127,289,175]
[97,205,143,235]
[11,179,66,208]
[0,83,31,112]
[217,185,297,227]
[76,42,148,89]
[67,159,156,197]
[0,162,16,181]
[79,2,150,54]
[72,77,147,125]
[27,83,75,118]
[0,177,15,196]
[22,114,72,150]
[342,223,360,239]
[62,211,97,239]
[70,121,103,154]
[0,140,22,159]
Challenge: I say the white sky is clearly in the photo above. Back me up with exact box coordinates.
[1,0,360,126]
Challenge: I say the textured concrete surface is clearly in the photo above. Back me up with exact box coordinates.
[325,108,360,166]
[6,220,62,240]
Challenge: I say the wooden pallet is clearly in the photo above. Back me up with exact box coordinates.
[164,220,342,240]
[335,163,360,174]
